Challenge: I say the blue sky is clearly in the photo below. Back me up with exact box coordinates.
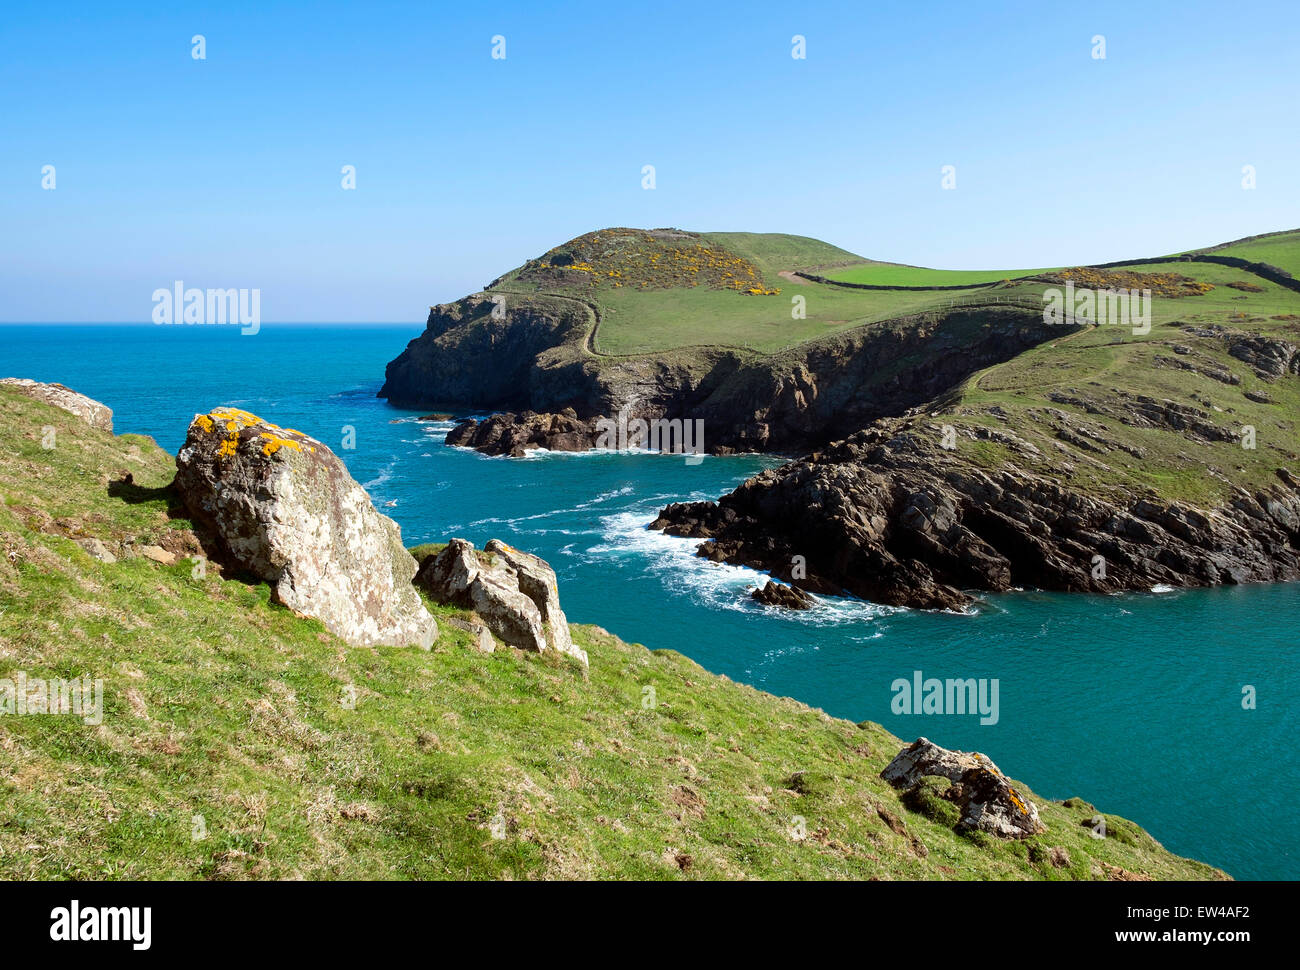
[2,0,1297,321]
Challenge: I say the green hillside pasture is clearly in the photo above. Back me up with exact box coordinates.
[1202,231,1300,278]
[824,262,1055,287]
[590,283,980,355]
[948,264,1300,504]
[700,232,865,279]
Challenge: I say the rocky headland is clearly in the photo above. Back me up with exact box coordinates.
[379,228,1300,609]
[651,416,1300,611]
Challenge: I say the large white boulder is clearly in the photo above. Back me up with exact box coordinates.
[175,407,437,649]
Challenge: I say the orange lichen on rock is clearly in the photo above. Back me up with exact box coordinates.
[195,407,316,459]
[259,432,305,456]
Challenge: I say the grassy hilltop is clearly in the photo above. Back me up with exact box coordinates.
[0,386,1223,880]
[477,227,1300,506]
[486,226,1300,356]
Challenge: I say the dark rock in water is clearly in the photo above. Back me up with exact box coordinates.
[418,412,454,422]
[751,580,812,609]
[651,415,1300,610]
[446,409,600,457]
[415,537,587,665]
[882,738,1043,840]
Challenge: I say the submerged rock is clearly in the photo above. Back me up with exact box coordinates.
[174,407,438,649]
[415,538,587,665]
[1,378,113,432]
[882,737,1043,840]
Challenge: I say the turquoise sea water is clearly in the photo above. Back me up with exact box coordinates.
[3,323,1296,879]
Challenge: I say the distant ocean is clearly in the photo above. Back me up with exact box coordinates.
[4,323,1296,879]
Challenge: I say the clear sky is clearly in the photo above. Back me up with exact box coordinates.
[2,0,1297,322]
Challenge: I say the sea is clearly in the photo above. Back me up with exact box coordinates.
[3,322,1295,879]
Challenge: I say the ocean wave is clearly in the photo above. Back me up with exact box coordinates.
[589,510,902,627]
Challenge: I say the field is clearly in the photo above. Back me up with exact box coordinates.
[592,256,1299,357]
[590,282,956,355]
[697,231,865,277]
[926,257,1300,505]
[0,386,1223,880]
[1198,229,1300,277]
[822,263,1053,287]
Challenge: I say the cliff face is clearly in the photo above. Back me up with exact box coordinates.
[687,307,1077,453]
[652,419,1300,610]
[383,293,1074,457]
[379,294,593,411]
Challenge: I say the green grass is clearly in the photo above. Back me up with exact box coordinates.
[1198,229,1300,277]
[589,281,972,355]
[699,231,865,277]
[823,263,1054,287]
[482,227,1300,360]
[932,259,1300,505]
[0,387,1223,879]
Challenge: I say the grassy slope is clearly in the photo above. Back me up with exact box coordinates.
[931,260,1300,505]
[489,228,1021,355]
[485,227,1300,359]
[1196,228,1300,277]
[593,283,953,355]
[698,231,865,276]
[824,263,1055,286]
[0,387,1221,880]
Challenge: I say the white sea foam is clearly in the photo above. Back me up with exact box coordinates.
[589,510,901,627]
[362,459,397,493]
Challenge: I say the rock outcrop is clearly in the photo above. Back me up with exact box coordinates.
[1181,325,1300,380]
[415,538,587,665]
[1,378,113,432]
[751,580,813,609]
[447,409,599,457]
[883,737,1043,839]
[174,407,438,649]
[652,418,1300,610]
